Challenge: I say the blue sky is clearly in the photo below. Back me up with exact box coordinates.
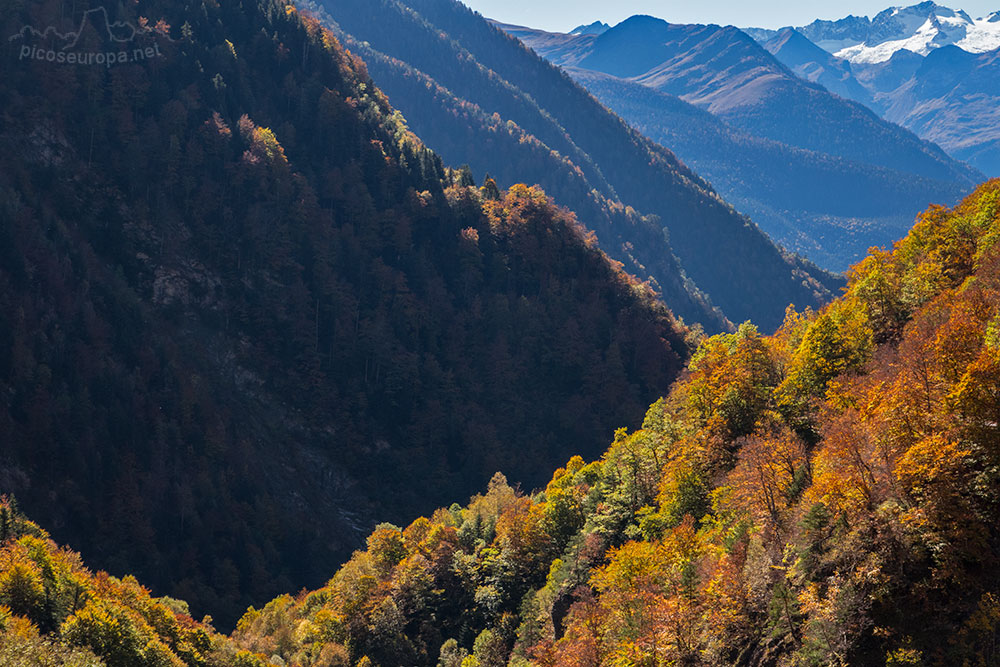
[459,1,999,32]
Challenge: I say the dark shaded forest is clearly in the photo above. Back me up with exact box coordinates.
[0,0,691,626]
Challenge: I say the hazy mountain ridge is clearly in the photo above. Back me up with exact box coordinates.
[501,16,980,270]
[570,20,609,35]
[874,45,1000,174]
[761,28,875,104]
[513,15,976,181]
[567,66,974,270]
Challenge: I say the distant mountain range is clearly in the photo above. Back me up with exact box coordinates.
[746,2,1000,175]
[500,15,981,271]
[746,2,1000,63]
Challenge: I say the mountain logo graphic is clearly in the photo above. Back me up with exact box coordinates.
[9,7,145,50]
[10,6,166,67]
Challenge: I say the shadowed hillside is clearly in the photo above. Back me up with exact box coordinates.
[0,0,693,626]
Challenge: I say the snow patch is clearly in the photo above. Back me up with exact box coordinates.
[832,4,1000,63]
[957,14,1000,51]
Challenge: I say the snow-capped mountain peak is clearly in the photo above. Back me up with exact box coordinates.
[782,3,1000,64]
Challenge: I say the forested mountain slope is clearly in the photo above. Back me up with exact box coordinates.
[228,181,1000,666]
[321,28,728,331]
[304,0,841,331]
[0,500,281,667]
[5,183,999,665]
[0,0,692,626]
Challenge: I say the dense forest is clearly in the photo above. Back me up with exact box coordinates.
[318,35,728,331]
[303,0,842,331]
[0,0,694,626]
[3,0,999,663]
[0,500,270,667]
[226,180,1000,666]
[3,182,998,665]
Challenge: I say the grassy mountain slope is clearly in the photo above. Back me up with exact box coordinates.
[307,0,841,332]
[761,28,874,105]
[567,66,974,271]
[875,45,1000,177]
[0,0,693,626]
